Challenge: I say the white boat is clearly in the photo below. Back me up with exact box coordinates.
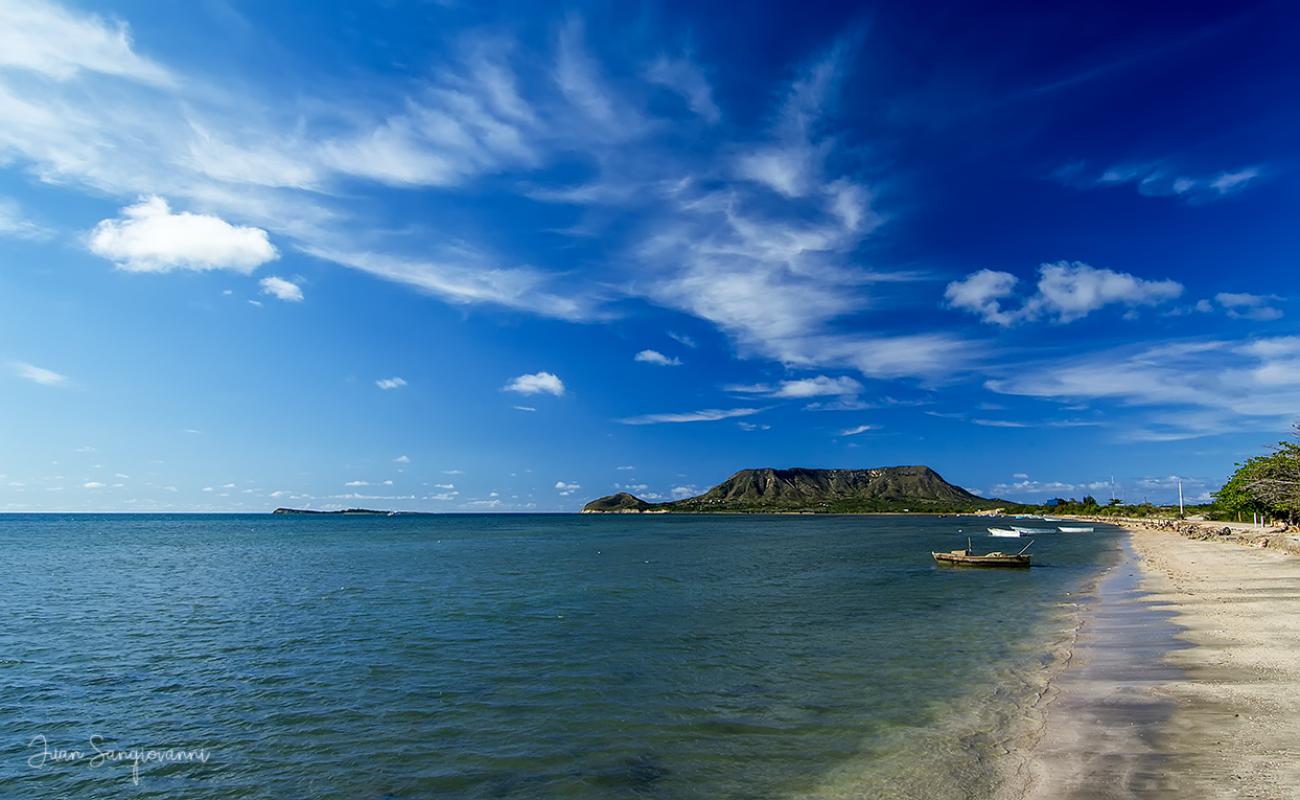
[987,528,1022,537]
[1058,526,1094,533]
[1043,517,1063,522]
[1012,526,1055,534]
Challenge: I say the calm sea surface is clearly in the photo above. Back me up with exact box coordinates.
[0,514,1122,799]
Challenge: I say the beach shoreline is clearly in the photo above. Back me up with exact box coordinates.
[1012,526,1300,799]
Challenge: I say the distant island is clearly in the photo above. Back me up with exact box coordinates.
[273,507,395,515]
[583,466,1006,514]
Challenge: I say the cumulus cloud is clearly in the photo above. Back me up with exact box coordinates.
[503,371,565,396]
[634,349,681,366]
[394,454,411,464]
[554,480,581,496]
[943,269,1020,326]
[11,361,69,387]
[620,407,761,425]
[375,377,407,390]
[946,262,1182,325]
[671,485,699,499]
[259,276,303,302]
[88,196,278,274]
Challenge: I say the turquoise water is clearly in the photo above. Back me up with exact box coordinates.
[0,514,1121,798]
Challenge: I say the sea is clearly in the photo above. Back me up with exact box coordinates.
[0,514,1122,799]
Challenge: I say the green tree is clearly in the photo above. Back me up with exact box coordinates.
[1215,427,1300,524]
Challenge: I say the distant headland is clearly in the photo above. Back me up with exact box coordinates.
[273,507,397,515]
[582,466,1006,514]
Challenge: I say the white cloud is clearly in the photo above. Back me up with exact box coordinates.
[301,246,599,322]
[616,465,635,470]
[646,55,719,123]
[0,197,51,240]
[620,407,761,425]
[81,481,105,489]
[554,480,581,496]
[259,276,303,302]
[732,375,863,398]
[11,361,69,387]
[503,371,565,396]
[988,336,1300,440]
[947,262,1182,325]
[671,485,699,499]
[344,480,369,487]
[971,419,1029,428]
[737,421,771,431]
[375,377,407,391]
[513,405,537,412]
[944,269,1021,326]
[394,455,411,464]
[1059,161,1264,202]
[634,349,681,366]
[667,332,697,348]
[839,424,877,436]
[88,196,278,274]
[1215,292,1283,321]
[0,0,174,86]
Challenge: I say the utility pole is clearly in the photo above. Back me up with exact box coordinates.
[1178,480,1184,518]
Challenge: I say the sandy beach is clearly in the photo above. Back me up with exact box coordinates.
[1018,526,1300,799]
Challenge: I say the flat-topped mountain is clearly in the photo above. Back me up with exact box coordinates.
[582,466,998,514]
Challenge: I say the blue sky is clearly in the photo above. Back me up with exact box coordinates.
[1,0,1296,511]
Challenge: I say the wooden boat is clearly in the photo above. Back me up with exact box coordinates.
[933,539,1032,568]
[987,527,1021,537]
[1057,526,1094,533]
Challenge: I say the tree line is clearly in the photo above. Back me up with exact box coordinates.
[1212,425,1300,525]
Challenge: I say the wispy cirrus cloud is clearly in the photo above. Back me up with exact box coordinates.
[0,197,52,240]
[620,407,761,425]
[988,336,1300,440]
[1055,161,1264,203]
[10,361,69,387]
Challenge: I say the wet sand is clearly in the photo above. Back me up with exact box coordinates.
[1017,528,1300,799]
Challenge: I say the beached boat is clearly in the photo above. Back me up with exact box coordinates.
[933,540,1032,568]
[1011,526,1055,534]
[987,527,1021,537]
[1057,526,1094,533]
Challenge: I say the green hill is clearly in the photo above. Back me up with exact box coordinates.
[582,466,1000,514]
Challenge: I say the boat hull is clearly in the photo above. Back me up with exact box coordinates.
[932,551,1031,568]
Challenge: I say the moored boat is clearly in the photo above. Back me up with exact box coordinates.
[1057,526,1094,533]
[1011,526,1055,534]
[932,540,1032,568]
[987,527,1021,537]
